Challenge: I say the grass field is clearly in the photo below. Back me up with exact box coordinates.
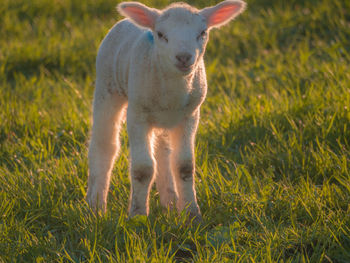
[1,0,350,261]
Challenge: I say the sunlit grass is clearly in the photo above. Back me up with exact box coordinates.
[1,0,349,261]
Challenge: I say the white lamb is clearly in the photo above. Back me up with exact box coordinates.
[86,0,246,220]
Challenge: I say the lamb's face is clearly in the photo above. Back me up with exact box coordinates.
[118,1,246,75]
[153,9,208,75]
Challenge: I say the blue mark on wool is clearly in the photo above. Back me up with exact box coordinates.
[146,31,154,44]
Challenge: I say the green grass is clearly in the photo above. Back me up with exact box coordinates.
[1,0,350,261]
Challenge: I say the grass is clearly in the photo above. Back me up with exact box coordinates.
[1,0,350,261]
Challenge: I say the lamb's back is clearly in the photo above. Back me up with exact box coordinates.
[96,19,146,96]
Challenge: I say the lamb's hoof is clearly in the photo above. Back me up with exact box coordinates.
[188,211,203,225]
[161,199,177,212]
[178,203,202,224]
[129,204,147,218]
[86,194,106,216]
[160,188,178,212]
[182,206,202,224]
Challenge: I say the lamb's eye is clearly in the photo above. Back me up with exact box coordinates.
[197,30,207,40]
[157,31,168,42]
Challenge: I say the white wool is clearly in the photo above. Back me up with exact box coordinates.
[86,0,246,219]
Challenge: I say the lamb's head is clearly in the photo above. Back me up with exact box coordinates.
[118,0,246,75]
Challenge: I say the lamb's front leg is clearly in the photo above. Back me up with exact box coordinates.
[170,111,201,221]
[127,113,155,217]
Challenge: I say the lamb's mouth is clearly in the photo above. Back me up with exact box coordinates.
[176,64,193,73]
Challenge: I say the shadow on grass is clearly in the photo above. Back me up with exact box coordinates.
[200,103,349,184]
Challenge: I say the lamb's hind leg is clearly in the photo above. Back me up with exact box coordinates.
[86,85,127,213]
[154,131,177,210]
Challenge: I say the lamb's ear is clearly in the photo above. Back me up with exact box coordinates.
[117,2,160,29]
[200,0,246,29]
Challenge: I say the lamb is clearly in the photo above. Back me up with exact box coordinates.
[86,0,246,220]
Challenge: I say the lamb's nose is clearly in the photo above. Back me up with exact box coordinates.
[176,53,192,64]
